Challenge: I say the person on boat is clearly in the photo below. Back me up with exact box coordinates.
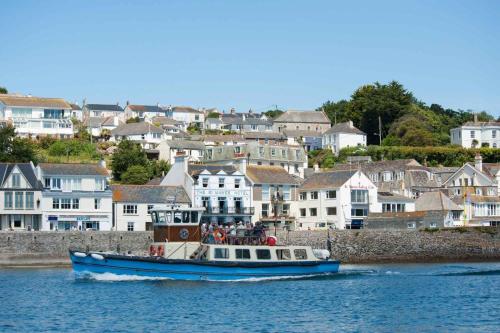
[236,222,246,244]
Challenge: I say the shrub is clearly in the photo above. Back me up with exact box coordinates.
[121,165,150,185]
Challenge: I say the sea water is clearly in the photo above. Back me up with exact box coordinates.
[0,263,499,332]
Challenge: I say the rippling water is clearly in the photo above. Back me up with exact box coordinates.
[1,263,499,332]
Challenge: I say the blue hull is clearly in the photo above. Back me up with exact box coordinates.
[70,252,340,281]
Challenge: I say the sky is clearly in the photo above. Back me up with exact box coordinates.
[1,0,499,115]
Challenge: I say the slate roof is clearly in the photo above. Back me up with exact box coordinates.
[377,191,415,202]
[243,132,286,140]
[111,122,164,136]
[461,121,500,127]
[323,121,365,135]
[415,191,462,211]
[0,163,42,189]
[202,134,245,142]
[39,163,109,176]
[0,95,71,109]
[84,104,124,112]
[188,164,238,179]
[246,165,301,185]
[111,185,190,204]
[406,170,440,188]
[171,106,203,114]
[468,195,500,203]
[127,105,163,113]
[70,103,81,110]
[84,116,122,128]
[300,170,357,190]
[332,159,422,174]
[151,116,183,126]
[274,110,330,124]
[483,163,500,178]
[283,130,323,138]
[166,140,205,150]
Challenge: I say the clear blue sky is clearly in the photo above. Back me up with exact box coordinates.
[1,0,499,115]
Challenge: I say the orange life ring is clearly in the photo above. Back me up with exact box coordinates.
[219,229,226,243]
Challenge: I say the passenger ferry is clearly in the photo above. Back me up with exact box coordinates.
[69,204,340,281]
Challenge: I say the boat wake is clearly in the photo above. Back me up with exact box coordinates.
[74,271,173,282]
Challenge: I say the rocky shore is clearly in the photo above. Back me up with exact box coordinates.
[1,227,499,267]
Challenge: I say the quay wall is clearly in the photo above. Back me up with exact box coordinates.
[1,228,500,266]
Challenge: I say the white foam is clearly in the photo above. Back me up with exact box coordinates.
[209,273,335,283]
[75,271,172,282]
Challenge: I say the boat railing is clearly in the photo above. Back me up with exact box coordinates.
[201,232,268,246]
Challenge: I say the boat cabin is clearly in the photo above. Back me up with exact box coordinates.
[196,244,317,262]
[151,204,204,242]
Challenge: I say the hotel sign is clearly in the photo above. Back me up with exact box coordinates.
[196,189,250,197]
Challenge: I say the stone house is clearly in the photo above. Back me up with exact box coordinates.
[273,110,331,133]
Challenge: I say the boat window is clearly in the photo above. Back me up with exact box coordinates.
[276,249,291,260]
[182,211,190,223]
[214,248,229,259]
[191,211,198,223]
[235,249,251,260]
[174,211,182,223]
[256,249,271,260]
[294,249,308,260]
[151,212,158,224]
[158,212,167,224]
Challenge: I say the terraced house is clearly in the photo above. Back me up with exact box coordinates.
[0,163,43,230]
[0,94,73,138]
[37,163,112,231]
[83,103,125,121]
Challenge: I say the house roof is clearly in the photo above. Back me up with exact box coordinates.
[283,130,323,138]
[0,163,42,189]
[243,132,286,140]
[460,121,500,127]
[377,191,415,202]
[202,134,245,142]
[468,195,500,203]
[127,105,163,113]
[415,191,462,211]
[0,95,71,109]
[84,116,122,128]
[70,103,81,111]
[39,163,109,176]
[111,185,190,204]
[188,164,238,179]
[332,159,422,174]
[246,165,301,185]
[274,110,330,124]
[111,122,164,136]
[84,104,124,112]
[483,163,500,178]
[166,140,205,150]
[171,106,203,114]
[323,121,365,135]
[300,170,357,190]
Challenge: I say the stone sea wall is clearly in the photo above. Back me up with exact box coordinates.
[1,228,500,266]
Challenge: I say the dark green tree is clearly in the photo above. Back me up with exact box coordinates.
[263,109,284,119]
[318,100,349,124]
[207,112,220,118]
[111,140,148,181]
[148,159,171,178]
[121,165,150,185]
[0,125,37,163]
[0,87,7,94]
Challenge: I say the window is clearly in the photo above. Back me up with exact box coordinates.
[493,130,497,139]
[52,198,60,209]
[470,131,475,139]
[235,249,251,260]
[95,178,105,191]
[234,146,241,154]
[351,190,368,203]
[326,190,336,199]
[4,192,13,209]
[299,192,307,200]
[44,178,51,188]
[294,249,308,260]
[351,208,368,217]
[309,208,317,216]
[127,222,134,231]
[282,204,290,216]
[12,174,20,188]
[327,207,337,215]
[218,178,225,188]
[147,205,154,214]
[214,248,229,259]
[407,222,416,229]
[281,150,286,158]
[123,205,138,215]
[94,198,101,210]
[256,249,271,260]
[276,249,291,260]
[235,178,241,189]
[61,198,71,209]
[262,204,269,217]
[429,222,437,229]
[283,186,291,200]
[271,148,276,157]
[15,192,23,209]
[202,178,208,188]
[52,178,61,190]
[262,185,270,201]
[300,208,306,217]
[310,191,318,200]
[73,178,82,191]
[251,124,257,131]
[62,178,71,191]
[72,198,79,209]
[259,146,264,157]
[25,192,34,209]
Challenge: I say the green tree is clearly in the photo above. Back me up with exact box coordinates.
[126,117,140,124]
[263,109,284,119]
[0,125,38,163]
[207,112,220,118]
[121,165,150,185]
[111,140,148,181]
[318,100,349,124]
[149,159,171,178]
[0,87,7,94]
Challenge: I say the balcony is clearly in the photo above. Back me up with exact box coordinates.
[203,207,255,215]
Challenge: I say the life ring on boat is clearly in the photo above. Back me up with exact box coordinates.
[219,229,226,243]
[267,236,277,246]
[158,245,165,256]
[149,245,157,256]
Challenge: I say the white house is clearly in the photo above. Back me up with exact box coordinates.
[84,116,122,137]
[450,117,500,148]
[70,103,83,121]
[124,104,168,121]
[158,140,205,164]
[297,170,378,230]
[0,163,43,231]
[322,121,366,155]
[111,185,190,231]
[161,156,253,225]
[0,94,73,138]
[110,122,166,150]
[169,106,205,127]
[83,103,125,121]
[37,162,112,231]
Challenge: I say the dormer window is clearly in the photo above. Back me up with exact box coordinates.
[12,174,20,188]
[219,178,225,188]
[202,178,208,188]
[235,179,241,189]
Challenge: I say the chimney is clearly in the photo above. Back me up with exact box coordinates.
[126,100,130,106]
[475,153,483,172]
[474,113,478,123]
[237,158,247,174]
[348,120,353,127]
[230,108,235,115]
[98,159,107,169]
[174,154,188,173]
[313,163,319,172]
